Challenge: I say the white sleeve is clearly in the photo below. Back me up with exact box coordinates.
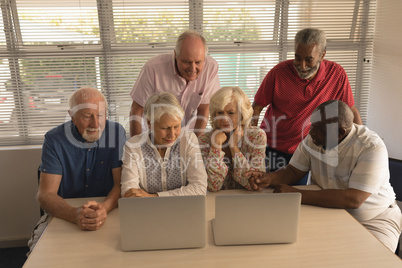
[120,141,142,196]
[348,143,389,193]
[130,61,154,106]
[289,136,312,172]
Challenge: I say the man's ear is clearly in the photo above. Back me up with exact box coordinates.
[321,50,326,60]
[338,127,347,140]
[68,110,73,119]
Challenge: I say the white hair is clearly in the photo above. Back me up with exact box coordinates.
[144,92,184,124]
[209,86,253,128]
[295,28,327,54]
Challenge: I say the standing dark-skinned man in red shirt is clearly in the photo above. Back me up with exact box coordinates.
[252,28,362,184]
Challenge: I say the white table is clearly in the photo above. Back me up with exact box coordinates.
[24,187,402,267]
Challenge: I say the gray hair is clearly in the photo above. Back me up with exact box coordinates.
[174,30,208,57]
[295,28,327,54]
[311,100,354,129]
[68,87,108,115]
[144,92,184,124]
[209,86,253,128]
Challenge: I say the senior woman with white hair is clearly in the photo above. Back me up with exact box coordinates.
[121,92,207,197]
[198,86,266,191]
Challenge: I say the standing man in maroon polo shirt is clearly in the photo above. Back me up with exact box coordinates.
[252,28,362,183]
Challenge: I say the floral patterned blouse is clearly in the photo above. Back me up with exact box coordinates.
[198,126,266,191]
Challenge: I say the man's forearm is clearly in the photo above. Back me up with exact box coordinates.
[351,106,363,125]
[102,184,120,213]
[103,167,122,213]
[129,101,144,137]
[38,192,77,224]
[193,104,209,136]
[299,188,370,209]
[251,102,264,126]
[270,165,306,186]
[193,118,208,137]
[129,119,142,137]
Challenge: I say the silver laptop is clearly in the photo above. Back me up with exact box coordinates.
[118,195,206,251]
[212,193,301,246]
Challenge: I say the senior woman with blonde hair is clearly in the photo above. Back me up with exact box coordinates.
[121,92,207,197]
[198,86,266,191]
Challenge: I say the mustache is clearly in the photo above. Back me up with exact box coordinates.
[85,127,101,132]
[296,66,312,71]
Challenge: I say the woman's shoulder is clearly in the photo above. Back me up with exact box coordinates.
[243,126,267,144]
[244,126,265,136]
[125,131,149,148]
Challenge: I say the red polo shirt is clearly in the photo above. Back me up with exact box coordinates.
[254,59,355,154]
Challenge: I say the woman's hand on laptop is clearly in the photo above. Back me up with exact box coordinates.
[123,188,158,198]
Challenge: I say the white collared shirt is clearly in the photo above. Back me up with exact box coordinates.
[121,130,207,197]
[290,124,396,222]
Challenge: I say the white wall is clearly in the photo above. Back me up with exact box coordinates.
[368,0,402,160]
[0,147,41,247]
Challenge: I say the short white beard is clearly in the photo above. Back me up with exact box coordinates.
[295,61,320,80]
[82,127,102,143]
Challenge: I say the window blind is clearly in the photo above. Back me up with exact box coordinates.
[0,0,376,146]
